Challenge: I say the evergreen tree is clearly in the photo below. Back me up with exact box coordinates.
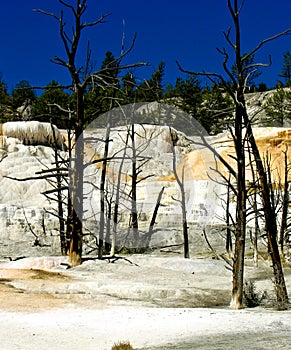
[278,51,291,87]
[256,82,268,92]
[32,80,71,128]
[164,75,203,126]
[174,75,202,115]
[0,74,12,122]
[85,51,121,124]
[100,51,120,88]
[163,75,206,133]
[165,77,233,134]
[200,85,234,134]
[265,87,291,126]
[11,80,36,109]
[0,73,10,105]
[135,61,165,101]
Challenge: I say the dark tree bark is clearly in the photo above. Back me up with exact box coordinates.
[178,0,290,308]
[231,102,247,309]
[279,147,290,255]
[147,186,165,243]
[69,88,85,266]
[244,115,289,308]
[51,123,67,255]
[98,121,111,259]
[247,142,259,267]
[111,133,129,256]
[230,0,288,309]
[130,124,139,246]
[36,0,147,265]
[225,175,233,259]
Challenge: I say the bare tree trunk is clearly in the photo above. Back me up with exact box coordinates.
[48,122,68,254]
[181,172,189,259]
[52,127,66,255]
[231,0,288,308]
[247,142,259,267]
[105,188,113,254]
[69,87,84,266]
[111,133,129,257]
[225,175,233,259]
[177,0,290,309]
[228,2,247,308]
[230,103,247,309]
[36,0,147,265]
[130,123,139,246]
[246,127,289,308]
[279,147,289,256]
[170,127,190,259]
[66,114,73,253]
[98,122,111,259]
[146,186,165,246]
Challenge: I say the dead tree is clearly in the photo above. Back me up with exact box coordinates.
[129,123,139,245]
[111,132,130,256]
[4,120,70,255]
[38,147,69,255]
[225,174,234,259]
[119,122,156,249]
[98,121,111,259]
[246,141,261,267]
[278,146,291,256]
[146,186,165,245]
[178,0,290,308]
[35,0,147,266]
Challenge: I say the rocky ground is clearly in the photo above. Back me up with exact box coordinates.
[0,251,291,349]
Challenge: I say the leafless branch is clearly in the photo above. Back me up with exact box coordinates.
[223,27,235,50]
[245,29,291,62]
[216,47,237,87]
[4,173,68,182]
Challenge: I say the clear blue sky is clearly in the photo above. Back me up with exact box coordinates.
[1,0,291,93]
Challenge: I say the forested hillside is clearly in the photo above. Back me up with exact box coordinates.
[1,52,291,135]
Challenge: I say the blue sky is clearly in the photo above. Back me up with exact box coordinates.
[1,0,291,93]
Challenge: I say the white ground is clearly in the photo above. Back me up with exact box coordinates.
[0,254,291,350]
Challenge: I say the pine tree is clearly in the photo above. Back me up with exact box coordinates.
[171,75,202,115]
[0,74,12,122]
[32,81,71,128]
[200,85,234,134]
[135,61,165,101]
[85,51,121,124]
[100,51,120,87]
[0,74,10,105]
[11,80,36,110]
[278,51,291,86]
[265,87,291,126]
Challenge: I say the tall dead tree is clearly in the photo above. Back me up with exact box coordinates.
[111,132,130,256]
[278,146,291,255]
[40,123,69,255]
[125,123,156,249]
[178,0,290,308]
[36,0,146,266]
[246,142,261,267]
[4,121,70,255]
[98,121,111,259]
[111,120,157,249]
[228,0,289,309]
[129,123,139,245]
